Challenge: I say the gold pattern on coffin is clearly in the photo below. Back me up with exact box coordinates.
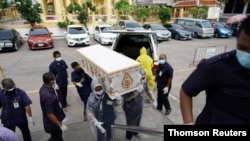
[121,72,133,88]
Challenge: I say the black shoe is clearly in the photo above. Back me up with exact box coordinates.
[165,108,172,115]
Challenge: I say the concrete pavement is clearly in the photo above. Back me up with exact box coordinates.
[14,85,172,141]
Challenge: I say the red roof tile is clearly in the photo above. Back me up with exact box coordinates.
[172,0,219,8]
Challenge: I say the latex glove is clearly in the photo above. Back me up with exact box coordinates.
[162,87,169,94]
[29,117,35,126]
[93,119,106,133]
[60,124,68,131]
[62,117,68,123]
[76,82,83,88]
[54,82,59,90]
[136,85,144,93]
[115,95,122,101]
[152,99,157,109]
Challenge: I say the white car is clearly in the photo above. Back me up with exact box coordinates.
[65,25,90,47]
[93,25,116,45]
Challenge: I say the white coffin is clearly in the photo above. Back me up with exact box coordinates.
[76,44,142,97]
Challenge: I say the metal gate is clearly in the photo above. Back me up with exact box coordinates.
[189,45,227,67]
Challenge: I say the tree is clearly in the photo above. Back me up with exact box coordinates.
[57,17,74,29]
[0,0,9,20]
[66,1,96,30]
[189,5,209,19]
[158,7,171,24]
[15,0,43,26]
[133,6,150,24]
[114,0,130,20]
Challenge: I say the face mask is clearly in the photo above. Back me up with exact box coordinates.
[236,50,250,69]
[7,87,15,91]
[95,90,104,96]
[6,87,15,95]
[159,59,165,65]
[55,57,62,62]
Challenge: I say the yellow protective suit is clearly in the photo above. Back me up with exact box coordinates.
[136,47,155,93]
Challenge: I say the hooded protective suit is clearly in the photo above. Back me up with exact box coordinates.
[87,76,120,141]
[136,47,155,92]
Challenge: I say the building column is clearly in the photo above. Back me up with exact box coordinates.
[180,8,184,17]
[38,0,46,22]
[54,0,63,20]
[105,0,112,23]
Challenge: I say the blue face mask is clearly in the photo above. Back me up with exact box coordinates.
[236,50,250,69]
[159,60,165,65]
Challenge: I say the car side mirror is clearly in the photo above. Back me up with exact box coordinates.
[25,33,28,36]
[50,32,53,34]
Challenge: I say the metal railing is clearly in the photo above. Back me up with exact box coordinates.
[111,124,163,141]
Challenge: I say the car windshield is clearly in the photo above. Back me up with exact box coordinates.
[173,24,184,30]
[100,27,111,33]
[151,24,166,30]
[0,30,12,39]
[201,21,212,28]
[126,22,141,28]
[68,27,86,34]
[30,28,49,36]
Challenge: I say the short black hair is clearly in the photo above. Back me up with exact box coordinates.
[53,51,61,58]
[71,61,79,68]
[43,72,55,84]
[237,16,250,38]
[1,78,15,89]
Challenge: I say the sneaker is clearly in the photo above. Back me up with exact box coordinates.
[134,134,143,139]
[165,108,172,115]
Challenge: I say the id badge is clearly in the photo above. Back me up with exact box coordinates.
[106,100,113,105]
[159,71,162,77]
[13,101,19,108]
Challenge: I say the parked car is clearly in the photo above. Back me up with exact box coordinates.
[112,20,144,30]
[143,23,171,41]
[0,29,23,52]
[26,26,53,50]
[166,24,193,40]
[93,24,116,45]
[175,17,214,38]
[65,25,90,47]
[212,22,233,38]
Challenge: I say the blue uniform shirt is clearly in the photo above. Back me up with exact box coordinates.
[0,88,32,126]
[49,60,68,87]
[71,68,92,95]
[156,62,173,90]
[182,50,250,124]
[39,85,65,127]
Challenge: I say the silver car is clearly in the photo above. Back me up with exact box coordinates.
[143,23,171,41]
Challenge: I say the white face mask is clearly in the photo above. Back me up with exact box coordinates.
[95,90,104,96]
[7,87,15,91]
[55,57,62,62]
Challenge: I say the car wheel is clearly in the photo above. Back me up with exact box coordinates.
[175,34,179,40]
[99,38,103,45]
[193,32,199,38]
[13,43,18,51]
[215,33,219,38]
